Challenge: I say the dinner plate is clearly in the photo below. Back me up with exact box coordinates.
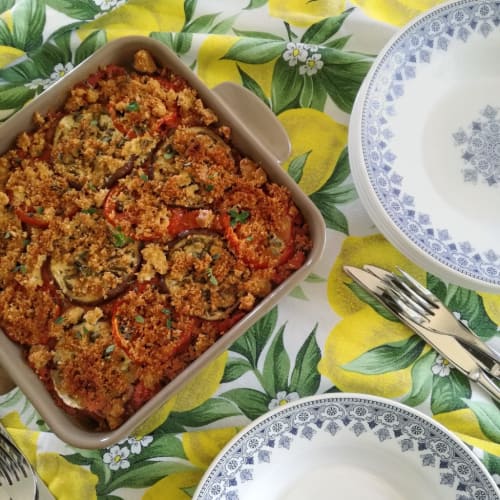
[348,0,500,293]
[193,394,499,500]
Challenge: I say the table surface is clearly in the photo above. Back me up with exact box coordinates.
[0,1,499,499]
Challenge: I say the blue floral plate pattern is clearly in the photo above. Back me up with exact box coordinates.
[349,0,500,292]
[193,394,499,500]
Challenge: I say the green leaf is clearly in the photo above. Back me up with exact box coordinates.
[139,434,186,460]
[230,307,278,367]
[75,30,107,66]
[301,9,354,45]
[483,452,500,475]
[299,74,314,108]
[0,0,14,14]
[29,42,68,76]
[343,335,425,374]
[465,400,500,442]
[221,358,253,383]
[0,84,35,109]
[324,35,352,50]
[244,0,268,9]
[45,0,100,20]
[174,32,193,54]
[0,19,13,46]
[232,29,284,41]
[288,285,308,300]
[262,324,290,397]
[220,388,271,419]
[430,370,471,414]
[271,56,303,114]
[289,325,321,396]
[309,196,349,233]
[318,51,372,113]
[402,350,436,406]
[308,78,327,111]
[183,0,197,24]
[344,281,399,321]
[223,38,285,64]
[167,397,241,429]
[102,461,197,494]
[184,13,221,34]
[210,14,238,34]
[236,65,270,106]
[287,151,310,183]
[305,273,326,283]
[12,0,45,52]
[0,58,42,82]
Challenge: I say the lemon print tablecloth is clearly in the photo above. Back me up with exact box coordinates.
[0,1,499,498]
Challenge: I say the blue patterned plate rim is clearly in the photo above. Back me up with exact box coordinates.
[193,393,499,500]
[351,0,500,291]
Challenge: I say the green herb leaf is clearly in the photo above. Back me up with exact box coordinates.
[207,267,218,286]
[80,207,96,214]
[126,101,139,112]
[139,173,149,181]
[54,316,65,325]
[135,315,145,324]
[228,208,250,227]
[111,227,131,248]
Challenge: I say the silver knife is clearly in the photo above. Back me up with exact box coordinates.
[344,265,500,402]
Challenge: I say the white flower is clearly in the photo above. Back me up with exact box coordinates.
[283,42,308,67]
[299,53,324,76]
[25,78,51,90]
[431,355,451,377]
[268,391,299,410]
[126,435,153,454]
[50,62,74,83]
[103,445,131,471]
[94,0,119,10]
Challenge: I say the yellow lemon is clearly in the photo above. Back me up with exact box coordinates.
[197,35,275,97]
[277,108,347,195]
[132,396,178,438]
[1,412,39,465]
[182,427,239,468]
[172,352,228,413]
[37,452,98,500]
[269,0,345,27]
[77,0,185,42]
[350,0,445,27]
[143,469,204,500]
[318,306,414,397]
[477,292,500,326]
[434,408,500,456]
[327,234,426,318]
[0,45,24,68]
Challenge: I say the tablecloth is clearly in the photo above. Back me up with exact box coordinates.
[0,0,499,498]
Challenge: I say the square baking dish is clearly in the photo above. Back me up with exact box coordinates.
[0,36,325,449]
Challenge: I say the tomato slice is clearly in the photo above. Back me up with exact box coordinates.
[14,206,49,228]
[111,283,196,367]
[220,187,294,269]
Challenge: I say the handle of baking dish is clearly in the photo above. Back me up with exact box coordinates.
[212,81,291,165]
[0,363,16,395]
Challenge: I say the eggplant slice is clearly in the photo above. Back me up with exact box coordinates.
[163,230,250,320]
[50,212,141,305]
[52,110,157,189]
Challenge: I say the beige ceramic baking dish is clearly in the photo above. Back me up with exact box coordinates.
[0,36,325,449]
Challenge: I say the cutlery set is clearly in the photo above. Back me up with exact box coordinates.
[344,265,500,403]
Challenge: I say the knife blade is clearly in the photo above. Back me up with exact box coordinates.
[343,265,500,402]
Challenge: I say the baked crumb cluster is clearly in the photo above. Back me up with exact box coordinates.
[0,49,312,430]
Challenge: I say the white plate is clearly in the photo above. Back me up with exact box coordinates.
[193,394,499,500]
[349,0,500,292]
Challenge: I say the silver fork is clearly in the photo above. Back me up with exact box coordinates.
[364,264,500,379]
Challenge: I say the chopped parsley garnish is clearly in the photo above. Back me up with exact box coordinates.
[207,267,218,286]
[161,308,171,315]
[111,227,132,248]
[36,206,44,214]
[54,316,65,325]
[12,263,26,274]
[228,208,250,227]
[163,150,175,160]
[205,184,214,192]
[135,315,145,324]
[126,101,139,112]
[81,207,97,214]
[139,173,149,181]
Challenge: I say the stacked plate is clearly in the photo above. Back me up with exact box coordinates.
[349,0,500,293]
